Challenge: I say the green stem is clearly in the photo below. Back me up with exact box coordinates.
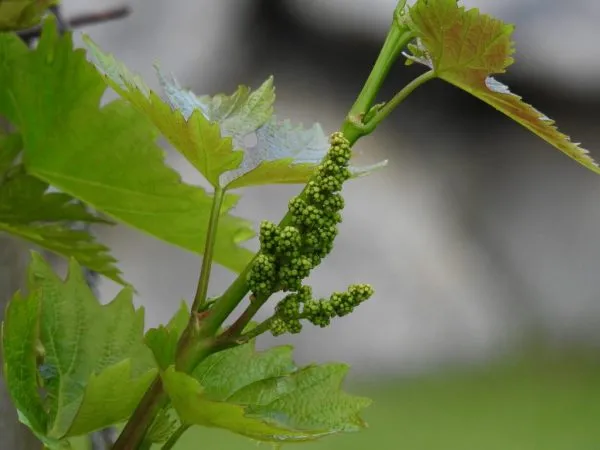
[219,295,264,340]
[238,316,275,342]
[160,425,190,450]
[192,186,225,312]
[362,69,436,133]
[111,378,168,450]
[342,19,414,145]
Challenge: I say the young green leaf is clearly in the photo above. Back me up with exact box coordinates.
[0,0,57,31]
[163,367,314,442]
[231,363,371,434]
[1,290,47,435]
[145,301,189,370]
[65,360,157,436]
[160,336,370,442]
[191,340,296,400]
[0,20,254,273]
[26,253,157,439]
[82,37,244,188]
[406,0,600,174]
[163,361,370,442]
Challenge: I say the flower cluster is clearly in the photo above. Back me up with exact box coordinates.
[247,132,352,296]
[245,132,374,336]
[270,283,374,336]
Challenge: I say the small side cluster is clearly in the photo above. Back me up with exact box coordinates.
[247,132,352,296]
[270,283,374,336]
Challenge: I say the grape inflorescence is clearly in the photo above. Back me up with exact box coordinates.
[246,132,374,336]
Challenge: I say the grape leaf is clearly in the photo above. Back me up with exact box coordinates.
[406,0,600,174]
[158,73,386,189]
[145,301,189,370]
[161,337,370,442]
[0,20,254,273]
[0,29,28,121]
[224,118,328,189]
[160,73,275,142]
[191,340,296,401]
[0,0,56,31]
[0,166,110,224]
[65,360,157,436]
[0,131,22,176]
[163,362,370,442]
[0,162,124,283]
[230,364,371,434]
[163,368,313,442]
[27,253,157,439]
[82,37,244,188]
[1,290,47,435]
[0,222,124,285]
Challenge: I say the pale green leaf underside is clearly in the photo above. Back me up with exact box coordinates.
[28,254,156,439]
[407,0,600,174]
[226,159,315,189]
[83,37,244,188]
[161,74,276,141]
[0,21,254,273]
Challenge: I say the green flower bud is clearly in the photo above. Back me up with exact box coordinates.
[348,283,375,303]
[259,220,280,254]
[321,194,345,214]
[303,299,333,328]
[306,181,327,204]
[270,317,288,336]
[291,204,323,228]
[316,174,344,193]
[330,291,355,317]
[297,285,313,302]
[276,226,302,256]
[247,253,277,296]
[276,293,301,319]
[286,318,303,334]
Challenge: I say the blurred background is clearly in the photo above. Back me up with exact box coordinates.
[61,0,600,448]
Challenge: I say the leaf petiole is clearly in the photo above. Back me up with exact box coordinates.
[192,186,225,312]
[362,69,436,133]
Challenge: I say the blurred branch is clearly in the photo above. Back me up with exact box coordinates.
[17,5,131,43]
